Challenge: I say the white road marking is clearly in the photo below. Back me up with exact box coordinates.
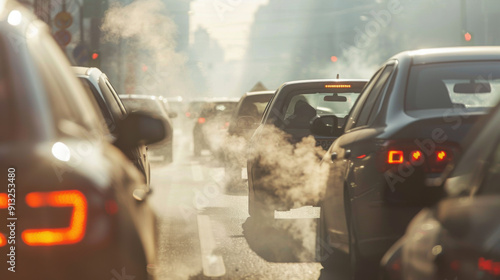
[191,164,204,182]
[274,206,321,219]
[197,215,226,277]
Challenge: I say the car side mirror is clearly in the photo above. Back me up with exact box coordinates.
[168,112,178,119]
[115,111,167,149]
[310,115,342,137]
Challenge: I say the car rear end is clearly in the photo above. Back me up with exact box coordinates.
[248,80,367,214]
[349,54,500,262]
[0,142,151,280]
[193,100,238,157]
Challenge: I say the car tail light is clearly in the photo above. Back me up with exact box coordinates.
[185,112,191,117]
[378,140,457,173]
[0,193,7,208]
[0,193,7,247]
[22,190,87,246]
[387,150,404,164]
[478,257,500,276]
[198,117,206,124]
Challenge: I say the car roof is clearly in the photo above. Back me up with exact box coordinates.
[280,79,369,88]
[391,46,500,65]
[119,94,158,100]
[243,90,275,97]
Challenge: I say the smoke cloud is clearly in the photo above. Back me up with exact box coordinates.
[101,0,193,97]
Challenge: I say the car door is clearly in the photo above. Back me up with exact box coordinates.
[324,63,396,246]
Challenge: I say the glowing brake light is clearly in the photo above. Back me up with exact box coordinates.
[185,112,191,117]
[478,257,500,276]
[388,150,404,164]
[22,190,87,246]
[411,151,422,161]
[325,84,351,88]
[0,233,5,247]
[198,117,206,124]
[436,150,447,161]
[0,193,7,208]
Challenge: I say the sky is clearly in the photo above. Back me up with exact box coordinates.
[189,0,269,61]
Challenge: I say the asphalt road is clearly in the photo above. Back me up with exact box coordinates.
[147,121,350,280]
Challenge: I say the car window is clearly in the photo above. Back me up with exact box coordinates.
[261,93,276,123]
[406,62,500,113]
[344,68,383,131]
[355,65,394,128]
[478,138,500,195]
[79,78,115,130]
[238,95,273,119]
[105,79,127,115]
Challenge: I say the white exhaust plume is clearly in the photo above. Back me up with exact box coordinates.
[101,0,193,97]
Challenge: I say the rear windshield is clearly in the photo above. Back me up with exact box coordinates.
[406,62,500,112]
[237,94,273,119]
[283,91,360,119]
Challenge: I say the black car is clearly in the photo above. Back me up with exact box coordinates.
[319,47,500,279]
[224,91,275,189]
[120,95,174,164]
[381,100,500,280]
[247,79,367,219]
[0,2,167,279]
[74,67,154,183]
[193,99,239,157]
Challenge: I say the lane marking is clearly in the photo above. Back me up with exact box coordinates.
[274,206,321,219]
[197,215,226,277]
[241,168,247,180]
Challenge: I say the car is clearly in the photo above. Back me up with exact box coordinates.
[157,96,179,119]
[120,95,174,164]
[185,99,206,119]
[224,91,275,190]
[246,79,367,220]
[380,101,500,280]
[0,2,168,279]
[192,98,239,157]
[74,67,153,185]
[318,47,500,279]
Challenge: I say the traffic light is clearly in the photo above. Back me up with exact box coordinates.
[89,51,100,68]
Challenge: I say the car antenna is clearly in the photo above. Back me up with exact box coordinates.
[336,74,340,79]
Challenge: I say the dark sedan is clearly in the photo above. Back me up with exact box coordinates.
[381,99,500,280]
[0,2,167,279]
[318,47,500,279]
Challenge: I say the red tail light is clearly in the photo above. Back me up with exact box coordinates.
[1,193,8,247]
[198,117,206,124]
[388,150,404,164]
[22,190,87,246]
[378,140,457,173]
[0,193,7,208]
[185,112,191,117]
[478,257,500,276]
[0,233,6,247]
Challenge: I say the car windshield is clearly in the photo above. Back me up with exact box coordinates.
[406,62,500,112]
[121,98,166,116]
[283,91,359,119]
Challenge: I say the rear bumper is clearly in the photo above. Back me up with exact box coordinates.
[11,240,151,280]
